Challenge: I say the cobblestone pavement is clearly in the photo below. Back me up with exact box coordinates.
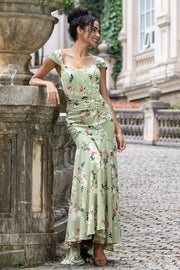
[6,144,180,270]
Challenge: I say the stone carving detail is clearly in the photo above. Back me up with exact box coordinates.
[135,49,154,81]
[0,133,16,215]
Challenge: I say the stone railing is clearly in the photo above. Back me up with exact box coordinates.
[115,109,144,142]
[115,107,180,146]
[114,85,180,146]
[156,110,180,144]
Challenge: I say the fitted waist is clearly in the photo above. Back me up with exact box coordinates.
[67,94,102,102]
[67,95,105,109]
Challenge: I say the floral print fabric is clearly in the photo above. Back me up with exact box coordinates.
[48,50,121,264]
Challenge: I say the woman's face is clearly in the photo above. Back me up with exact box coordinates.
[80,20,100,47]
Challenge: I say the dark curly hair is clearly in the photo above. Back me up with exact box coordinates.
[67,7,96,42]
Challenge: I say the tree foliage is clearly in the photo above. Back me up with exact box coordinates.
[80,0,104,23]
[80,0,123,78]
[101,0,122,78]
[42,0,73,6]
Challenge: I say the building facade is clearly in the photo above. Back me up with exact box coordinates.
[117,0,180,103]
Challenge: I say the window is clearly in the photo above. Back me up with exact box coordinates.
[139,0,155,49]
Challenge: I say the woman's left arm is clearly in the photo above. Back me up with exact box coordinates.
[99,67,126,152]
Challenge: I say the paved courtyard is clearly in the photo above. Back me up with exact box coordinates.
[6,144,180,270]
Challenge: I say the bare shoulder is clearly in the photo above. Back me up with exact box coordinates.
[61,48,74,57]
[41,57,56,70]
[88,53,97,61]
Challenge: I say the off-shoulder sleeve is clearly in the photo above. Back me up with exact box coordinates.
[96,57,107,69]
[48,49,62,66]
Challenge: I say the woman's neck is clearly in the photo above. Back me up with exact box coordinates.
[71,42,89,58]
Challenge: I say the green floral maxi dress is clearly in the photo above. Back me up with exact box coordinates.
[49,50,121,264]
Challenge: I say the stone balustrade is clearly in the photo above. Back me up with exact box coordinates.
[115,109,144,142]
[156,110,180,144]
[115,107,180,146]
[114,85,180,146]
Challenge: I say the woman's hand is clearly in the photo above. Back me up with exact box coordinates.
[29,58,61,107]
[46,81,60,106]
[116,133,126,152]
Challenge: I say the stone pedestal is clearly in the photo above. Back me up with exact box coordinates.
[141,85,170,143]
[0,85,61,267]
[98,40,116,93]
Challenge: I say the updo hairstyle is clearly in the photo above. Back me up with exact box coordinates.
[67,7,96,42]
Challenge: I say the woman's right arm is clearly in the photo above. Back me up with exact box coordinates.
[29,57,60,105]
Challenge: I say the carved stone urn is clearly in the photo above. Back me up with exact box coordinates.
[0,0,63,84]
[149,84,162,100]
[98,40,109,56]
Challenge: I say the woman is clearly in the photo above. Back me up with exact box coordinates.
[30,6,126,266]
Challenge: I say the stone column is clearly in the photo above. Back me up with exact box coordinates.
[150,0,170,80]
[142,84,170,144]
[116,0,138,88]
[0,85,61,267]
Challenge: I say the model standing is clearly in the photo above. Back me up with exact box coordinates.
[29,7,126,266]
